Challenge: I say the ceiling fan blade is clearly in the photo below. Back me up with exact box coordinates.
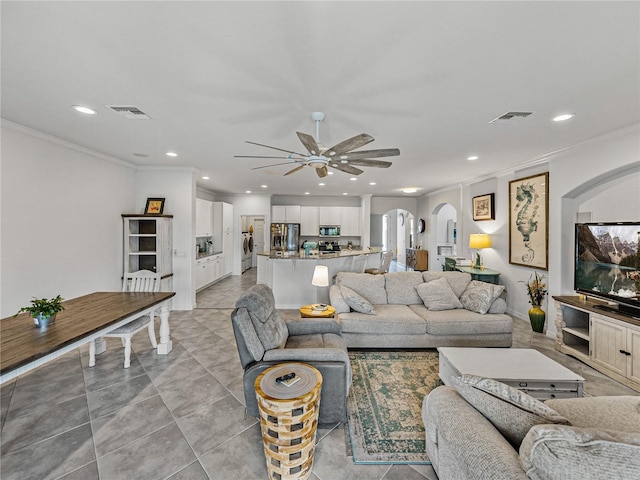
[347,159,392,168]
[296,132,321,156]
[323,133,375,158]
[245,140,308,158]
[251,161,299,170]
[338,148,400,160]
[284,165,305,176]
[316,166,328,178]
[329,163,364,175]
[235,155,302,159]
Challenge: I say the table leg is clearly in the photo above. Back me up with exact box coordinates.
[156,302,172,355]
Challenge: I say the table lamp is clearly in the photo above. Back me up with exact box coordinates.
[311,265,329,311]
[469,233,491,269]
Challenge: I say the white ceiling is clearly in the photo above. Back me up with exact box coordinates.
[2,1,639,197]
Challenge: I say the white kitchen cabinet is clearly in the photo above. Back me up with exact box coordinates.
[257,255,272,288]
[300,206,319,236]
[213,201,233,276]
[340,207,361,236]
[272,205,301,223]
[196,198,213,237]
[318,206,341,225]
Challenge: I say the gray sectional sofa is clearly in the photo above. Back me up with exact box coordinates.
[422,378,640,480]
[329,271,512,349]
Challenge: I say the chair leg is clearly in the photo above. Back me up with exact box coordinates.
[147,318,158,349]
[89,340,96,367]
[123,336,132,368]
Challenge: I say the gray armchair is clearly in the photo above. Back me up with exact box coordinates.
[231,284,352,423]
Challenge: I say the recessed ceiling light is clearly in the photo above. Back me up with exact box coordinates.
[304,192,310,195]
[467,155,479,161]
[403,187,418,194]
[245,190,251,194]
[350,177,357,181]
[202,176,210,180]
[343,192,348,195]
[318,183,325,186]
[72,105,96,115]
[369,182,376,186]
[552,113,575,122]
[166,152,178,157]
[328,171,334,175]
[261,185,268,188]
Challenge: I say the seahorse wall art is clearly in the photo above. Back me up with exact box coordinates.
[514,182,539,263]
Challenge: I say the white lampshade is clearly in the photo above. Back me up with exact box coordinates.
[469,233,492,249]
[311,265,329,287]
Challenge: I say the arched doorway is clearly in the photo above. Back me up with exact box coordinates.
[431,203,458,271]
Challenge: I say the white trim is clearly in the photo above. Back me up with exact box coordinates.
[1,118,137,169]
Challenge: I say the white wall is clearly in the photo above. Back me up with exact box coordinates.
[454,125,640,337]
[136,168,196,311]
[1,121,136,317]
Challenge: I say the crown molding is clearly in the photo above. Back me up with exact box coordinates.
[2,118,137,169]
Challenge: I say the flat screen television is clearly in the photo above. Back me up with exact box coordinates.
[574,222,640,318]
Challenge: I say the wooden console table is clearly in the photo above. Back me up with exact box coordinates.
[406,248,428,271]
[0,291,175,384]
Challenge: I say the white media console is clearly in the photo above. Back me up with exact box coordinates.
[554,295,640,393]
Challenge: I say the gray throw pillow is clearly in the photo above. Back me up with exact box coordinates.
[340,285,375,314]
[453,374,571,448]
[415,277,463,311]
[520,424,640,480]
[460,280,506,314]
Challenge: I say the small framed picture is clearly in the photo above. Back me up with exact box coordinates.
[472,193,495,221]
[144,198,165,215]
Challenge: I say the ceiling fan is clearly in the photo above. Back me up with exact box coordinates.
[235,112,400,178]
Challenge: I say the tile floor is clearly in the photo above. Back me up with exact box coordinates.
[1,268,637,480]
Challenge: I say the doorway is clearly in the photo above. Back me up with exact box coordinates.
[432,203,458,271]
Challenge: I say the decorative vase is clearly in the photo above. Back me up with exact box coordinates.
[528,306,545,333]
[35,313,57,329]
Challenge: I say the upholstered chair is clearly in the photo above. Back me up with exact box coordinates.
[231,284,352,423]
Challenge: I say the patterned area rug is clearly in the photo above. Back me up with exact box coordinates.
[347,350,440,464]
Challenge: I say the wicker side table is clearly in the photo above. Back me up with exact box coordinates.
[255,363,323,480]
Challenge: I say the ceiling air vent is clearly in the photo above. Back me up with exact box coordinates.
[490,111,534,124]
[106,105,151,120]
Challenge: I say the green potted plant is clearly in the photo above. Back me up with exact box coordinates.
[15,295,65,328]
[522,272,548,333]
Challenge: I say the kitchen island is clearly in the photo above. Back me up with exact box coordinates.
[256,249,381,308]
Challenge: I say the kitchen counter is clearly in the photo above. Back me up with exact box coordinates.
[196,250,222,260]
[257,249,374,260]
[256,249,381,308]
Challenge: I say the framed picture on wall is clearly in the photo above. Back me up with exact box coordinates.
[472,193,495,221]
[144,198,165,215]
[509,172,549,270]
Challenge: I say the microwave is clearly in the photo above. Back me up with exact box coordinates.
[319,225,340,237]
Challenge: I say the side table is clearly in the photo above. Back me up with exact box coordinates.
[299,304,335,318]
[255,363,323,480]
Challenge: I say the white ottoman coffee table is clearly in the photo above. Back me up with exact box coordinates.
[438,347,584,399]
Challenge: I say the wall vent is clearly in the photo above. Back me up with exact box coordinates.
[490,111,534,124]
[106,105,151,120]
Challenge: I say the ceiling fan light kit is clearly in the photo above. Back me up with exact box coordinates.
[236,112,400,178]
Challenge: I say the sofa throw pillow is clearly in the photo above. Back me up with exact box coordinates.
[460,280,506,314]
[340,285,375,314]
[519,424,640,480]
[415,277,463,311]
[453,374,571,448]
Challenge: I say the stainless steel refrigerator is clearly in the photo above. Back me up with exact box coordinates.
[270,223,300,252]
